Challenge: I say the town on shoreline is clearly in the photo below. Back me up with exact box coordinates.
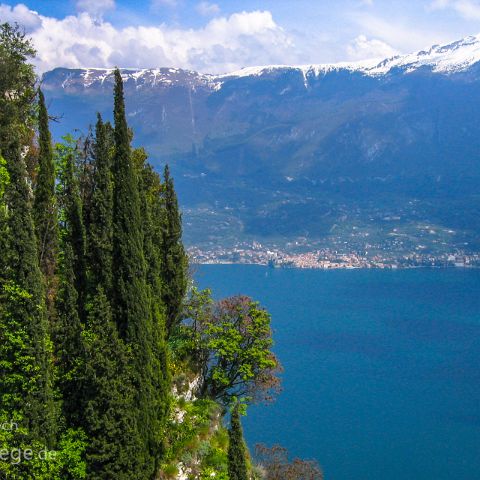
[188,243,480,270]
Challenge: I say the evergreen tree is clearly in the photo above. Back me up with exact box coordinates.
[112,68,148,339]
[0,143,58,448]
[54,148,88,430]
[89,114,114,294]
[161,164,188,337]
[63,152,87,320]
[56,242,84,427]
[33,89,58,285]
[82,287,144,480]
[136,151,171,465]
[228,404,249,480]
[111,68,168,478]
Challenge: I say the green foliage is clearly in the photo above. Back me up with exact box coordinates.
[162,398,229,478]
[161,164,188,337]
[181,289,282,406]
[82,287,144,479]
[0,23,36,153]
[33,89,58,282]
[0,421,87,480]
[0,154,9,277]
[55,242,83,427]
[112,68,169,478]
[88,115,114,294]
[60,151,87,319]
[1,146,58,448]
[228,404,248,480]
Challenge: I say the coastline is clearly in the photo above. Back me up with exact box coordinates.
[192,260,480,270]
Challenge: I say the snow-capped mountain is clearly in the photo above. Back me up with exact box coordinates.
[44,33,480,94]
[221,34,480,78]
[42,34,480,249]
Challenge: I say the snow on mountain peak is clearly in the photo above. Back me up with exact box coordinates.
[218,34,480,80]
[46,33,480,92]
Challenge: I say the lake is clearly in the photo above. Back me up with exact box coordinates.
[195,265,480,480]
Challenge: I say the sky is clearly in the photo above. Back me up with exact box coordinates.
[1,0,480,73]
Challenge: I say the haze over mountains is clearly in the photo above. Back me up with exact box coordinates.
[42,34,480,254]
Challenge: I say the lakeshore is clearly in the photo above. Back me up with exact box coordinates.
[189,244,480,270]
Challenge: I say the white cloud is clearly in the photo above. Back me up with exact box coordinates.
[76,0,115,19]
[196,1,220,16]
[350,12,449,53]
[0,3,42,31]
[346,34,397,60]
[1,5,298,74]
[428,0,480,20]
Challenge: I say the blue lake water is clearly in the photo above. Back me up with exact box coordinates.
[195,265,480,480]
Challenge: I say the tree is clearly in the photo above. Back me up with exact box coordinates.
[88,114,114,294]
[135,150,171,458]
[255,445,323,480]
[33,89,58,287]
[0,22,60,470]
[227,404,249,480]
[161,164,188,337]
[182,290,282,406]
[0,145,58,448]
[56,242,84,427]
[60,149,87,320]
[82,287,144,480]
[111,68,169,478]
[0,23,36,156]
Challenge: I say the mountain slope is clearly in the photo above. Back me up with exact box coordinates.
[42,34,480,254]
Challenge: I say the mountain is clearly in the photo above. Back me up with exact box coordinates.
[42,34,480,255]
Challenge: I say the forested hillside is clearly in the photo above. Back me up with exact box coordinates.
[0,23,322,480]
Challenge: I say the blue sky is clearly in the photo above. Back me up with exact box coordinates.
[1,0,480,73]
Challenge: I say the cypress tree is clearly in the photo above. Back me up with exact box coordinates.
[82,287,144,480]
[112,68,147,339]
[0,143,58,448]
[137,152,171,464]
[63,153,87,320]
[89,114,114,294]
[33,89,58,286]
[55,151,88,429]
[228,404,249,480]
[161,164,188,337]
[56,241,83,427]
[111,68,167,478]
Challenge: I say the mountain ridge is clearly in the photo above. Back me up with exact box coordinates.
[42,32,480,255]
[43,32,480,92]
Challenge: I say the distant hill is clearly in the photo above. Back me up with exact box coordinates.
[42,35,480,253]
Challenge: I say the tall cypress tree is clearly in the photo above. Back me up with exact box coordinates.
[161,164,188,337]
[55,150,88,429]
[89,114,114,294]
[33,89,58,286]
[63,153,87,320]
[82,287,144,480]
[228,404,249,480]
[0,143,58,448]
[111,68,167,478]
[56,241,83,427]
[136,151,171,465]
